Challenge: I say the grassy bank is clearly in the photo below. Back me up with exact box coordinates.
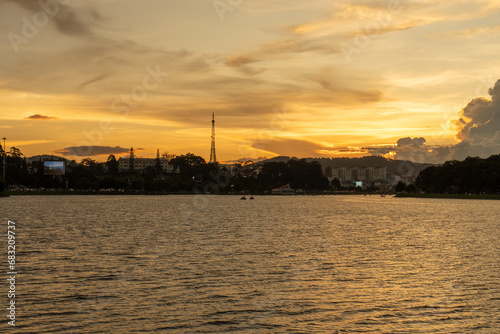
[395,193,500,200]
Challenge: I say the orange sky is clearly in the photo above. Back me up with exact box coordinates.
[1,0,500,163]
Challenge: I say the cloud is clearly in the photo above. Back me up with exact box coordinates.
[1,0,387,135]
[226,35,344,67]
[365,79,500,163]
[25,114,58,120]
[397,137,426,147]
[450,79,500,157]
[4,0,500,162]
[224,0,446,69]
[4,0,99,37]
[1,2,209,97]
[246,136,334,158]
[364,138,464,164]
[78,74,109,89]
[455,80,500,144]
[432,24,500,39]
[54,145,133,157]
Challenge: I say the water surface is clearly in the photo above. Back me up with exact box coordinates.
[1,195,499,333]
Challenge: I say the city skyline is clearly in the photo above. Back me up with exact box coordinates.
[1,0,500,163]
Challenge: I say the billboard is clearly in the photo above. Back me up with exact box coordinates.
[44,161,65,176]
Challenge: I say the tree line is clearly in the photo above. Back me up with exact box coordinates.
[415,155,500,194]
[0,147,329,193]
[2,144,498,194]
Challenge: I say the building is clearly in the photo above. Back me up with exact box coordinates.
[118,157,175,173]
[272,184,295,195]
[331,167,387,183]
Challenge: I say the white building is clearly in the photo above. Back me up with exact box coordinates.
[118,157,175,173]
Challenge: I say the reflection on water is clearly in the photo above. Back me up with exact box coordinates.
[2,195,500,333]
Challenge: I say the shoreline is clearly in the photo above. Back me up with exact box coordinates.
[395,193,500,200]
[3,191,368,197]
[4,191,499,200]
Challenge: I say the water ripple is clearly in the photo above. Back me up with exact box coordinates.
[1,195,499,333]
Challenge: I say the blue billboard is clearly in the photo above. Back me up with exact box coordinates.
[43,161,65,176]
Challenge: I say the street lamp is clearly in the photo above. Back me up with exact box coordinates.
[2,138,6,181]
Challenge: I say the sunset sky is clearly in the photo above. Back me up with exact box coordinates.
[1,0,500,163]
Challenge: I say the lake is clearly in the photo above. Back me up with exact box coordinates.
[1,195,499,333]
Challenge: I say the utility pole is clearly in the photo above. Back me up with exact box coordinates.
[2,137,5,180]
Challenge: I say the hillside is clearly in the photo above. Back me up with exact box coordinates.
[262,156,437,176]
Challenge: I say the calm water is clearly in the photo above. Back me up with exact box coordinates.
[1,195,500,333]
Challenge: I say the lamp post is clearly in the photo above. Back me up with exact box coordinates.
[2,137,5,181]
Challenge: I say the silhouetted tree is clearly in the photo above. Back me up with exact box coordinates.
[4,147,29,185]
[331,177,341,190]
[416,155,500,194]
[395,181,406,192]
[169,153,207,178]
[81,158,104,175]
[258,161,288,189]
[143,165,157,182]
[257,159,328,191]
[9,147,23,158]
[106,155,119,175]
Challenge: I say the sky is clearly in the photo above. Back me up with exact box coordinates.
[1,0,500,163]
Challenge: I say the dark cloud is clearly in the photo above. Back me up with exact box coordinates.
[448,79,500,159]
[397,137,426,147]
[366,79,500,163]
[456,79,500,145]
[249,137,332,158]
[54,146,132,157]
[1,37,215,96]
[365,139,444,164]
[4,0,99,37]
[25,114,57,120]
[363,146,392,155]
[226,35,343,67]
[78,74,109,89]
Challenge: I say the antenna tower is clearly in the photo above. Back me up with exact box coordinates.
[129,147,135,173]
[209,113,217,163]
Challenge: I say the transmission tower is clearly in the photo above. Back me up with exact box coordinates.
[209,113,217,163]
[129,147,135,173]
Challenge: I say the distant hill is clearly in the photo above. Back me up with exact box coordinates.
[260,156,437,176]
[25,155,71,164]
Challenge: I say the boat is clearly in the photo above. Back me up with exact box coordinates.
[241,195,246,200]
[249,196,254,200]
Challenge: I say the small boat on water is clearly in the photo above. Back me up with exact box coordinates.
[249,196,254,200]
[241,195,246,200]
[380,194,386,197]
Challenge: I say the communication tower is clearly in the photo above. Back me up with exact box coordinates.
[209,113,217,163]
